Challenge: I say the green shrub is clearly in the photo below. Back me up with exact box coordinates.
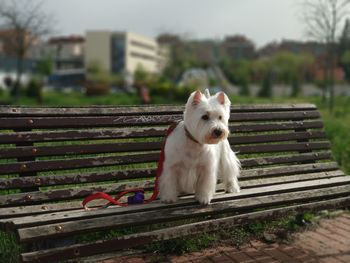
[150,79,173,97]
[25,78,43,98]
[173,85,197,101]
[85,72,112,96]
[258,73,272,97]
[323,114,350,174]
[85,82,110,96]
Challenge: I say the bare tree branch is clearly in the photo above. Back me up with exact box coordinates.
[0,0,55,99]
[300,0,350,112]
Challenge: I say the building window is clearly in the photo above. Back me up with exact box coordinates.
[111,37,125,73]
[130,51,156,61]
[130,40,156,51]
[73,44,82,56]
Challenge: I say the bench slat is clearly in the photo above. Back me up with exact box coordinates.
[0,168,343,208]
[0,180,155,207]
[0,104,317,116]
[0,142,330,175]
[0,121,324,144]
[0,131,327,159]
[230,131,326,145]
[237,141,330,154]
[19,196,349,263]
[241,162,339,179]
[0,162,338,190]
[2,171,345,230]
[0,167,340,218]
[0,153,158,175]
[0,166,342,208]
[241,151,332,167]
[0,145,330,175]
[0,111,320,129]
[16,176,350,243]
[0,169,154,190]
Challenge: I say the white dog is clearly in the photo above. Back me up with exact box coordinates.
[159,90,240,205]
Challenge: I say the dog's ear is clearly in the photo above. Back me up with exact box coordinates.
[217,92,226,105]
[192,90,202,105]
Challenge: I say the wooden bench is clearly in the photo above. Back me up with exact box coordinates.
[0,104,349,263]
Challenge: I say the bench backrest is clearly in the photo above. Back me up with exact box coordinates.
[0,104,338,215]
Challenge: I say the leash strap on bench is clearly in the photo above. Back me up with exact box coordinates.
[82,122,179,210]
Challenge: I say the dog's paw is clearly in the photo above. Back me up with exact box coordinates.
[195,194,212,205]
[225,182,240,193]
[160,196,178,204]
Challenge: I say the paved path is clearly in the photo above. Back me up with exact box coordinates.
[102,212,350,263]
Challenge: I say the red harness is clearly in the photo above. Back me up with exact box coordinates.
[82,122,178,210]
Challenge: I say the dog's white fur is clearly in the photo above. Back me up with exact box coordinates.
[159,90,240,205]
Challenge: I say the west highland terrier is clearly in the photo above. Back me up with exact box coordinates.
[159,90,240,205]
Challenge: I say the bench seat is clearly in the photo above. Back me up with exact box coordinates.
[0,104,349,263]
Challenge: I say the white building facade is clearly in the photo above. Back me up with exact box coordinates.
[85,31,168,76]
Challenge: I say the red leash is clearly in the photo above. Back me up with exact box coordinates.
[82,122,178,210]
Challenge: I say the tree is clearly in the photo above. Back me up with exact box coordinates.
[272,52,314,96]
[0,0,54,100]
[339,19,350,81]
[301,0,350,111]
[341,50,350,81]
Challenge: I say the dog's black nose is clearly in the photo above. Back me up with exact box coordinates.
[213,129,223,138]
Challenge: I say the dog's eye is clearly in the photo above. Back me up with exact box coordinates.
[219,116,222,120]
[201,114,209,121]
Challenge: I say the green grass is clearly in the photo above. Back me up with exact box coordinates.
[0,232,21,263]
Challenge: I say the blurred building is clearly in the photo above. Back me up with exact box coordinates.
[31,35,85,71]
[221,35,255,60]
[85,31,169,76]
[0,28,36,58]
[0,28,36,86]
[258,40,326,58]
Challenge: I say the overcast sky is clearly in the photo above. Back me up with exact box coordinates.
[43,0,306,48]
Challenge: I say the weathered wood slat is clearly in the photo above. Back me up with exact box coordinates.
[0,142,331,176]
[231,121,324,132]
[0,159,338,218]
[243,170,344,187]
[0,147,332,176]
[0,180,155,207]
[0,168,342,219]
[0,200,108,219]
[0,162,338,190]
[0,104,317,116]
[229,131,326,145]
[16,177,350,243]
[236,141,330,154]
[0,115,182,129]
[0,111,320,129]
[0,141,163,159]
[19,196,350,263]
[3,173,345,230]
[240,162,339,179]
[0,131,327,159]
[241,151,332,167]
[0,127,167,144]
[0,169,154,190]
[0,153,159,175]
[0,121,324,144]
